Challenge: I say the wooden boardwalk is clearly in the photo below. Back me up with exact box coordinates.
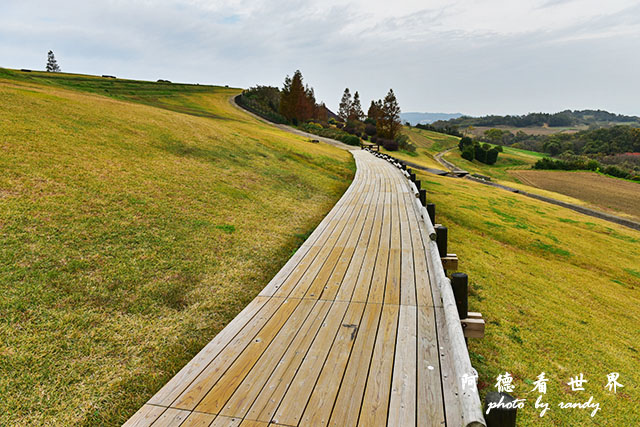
[125,150,484,427]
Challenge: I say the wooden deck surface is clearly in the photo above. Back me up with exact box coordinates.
[125,150,476,427]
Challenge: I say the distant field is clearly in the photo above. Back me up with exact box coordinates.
[416,170,640,425]
[509,170,640,221]
[0,69,353,425]
[464,125,585,137]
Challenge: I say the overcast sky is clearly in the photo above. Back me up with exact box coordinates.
[1,0,639,116]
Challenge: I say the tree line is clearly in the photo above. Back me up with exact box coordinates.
[237,70,408,150]
[435,109,640,129]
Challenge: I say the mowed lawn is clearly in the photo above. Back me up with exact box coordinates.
[510,170,640,222]
[416,171,640,425]
[0,70,353,425]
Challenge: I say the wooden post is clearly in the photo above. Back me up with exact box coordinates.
[426,203,435,224]
[419,189,426,206]
[435,225,447,258]
[484,392,518,427]
[410,172,416,182]
[415,180,421,191]
[450,273,468,319]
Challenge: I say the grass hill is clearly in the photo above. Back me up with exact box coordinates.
[0,69,353,425]
[417,170,640,425]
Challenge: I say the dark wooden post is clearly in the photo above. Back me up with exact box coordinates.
[419,189,426,206]
[426,203,435,224]
[415,180,421,191]
[450,273,468,319]
[435,225,447,257]
[410,172,416,182]
[484,392,518,427]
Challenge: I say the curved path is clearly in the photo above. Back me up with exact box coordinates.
[125,150,484,427]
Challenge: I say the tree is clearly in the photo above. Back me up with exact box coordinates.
[46,50,61,72]
[458,136,473,151]
[338,88,352,122]
[279,70,315,124]
[377,89,402,139]
[350,91,364,121]
[367,99,383,123]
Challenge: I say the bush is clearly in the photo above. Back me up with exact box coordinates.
[486,148,500,165]
[458,136,473,151]
[344,135,361,146]
[603,165,629,179]
[382,139,399,151]
[462,147,475,162]
[495,145,504,152]
[365,124,377,136]
[371,136,378,144]
[474,144,487,163]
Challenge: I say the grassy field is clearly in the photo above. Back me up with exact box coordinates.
[0,69,354,425]
[510,170,640,221]
[377,127,459,170]
[443,144,545,182]
[415,170,640,425]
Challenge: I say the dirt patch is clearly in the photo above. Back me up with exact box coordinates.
[509,170,640,220]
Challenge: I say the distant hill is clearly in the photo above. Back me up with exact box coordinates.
[400,112,463,126]
[433,109,640,129]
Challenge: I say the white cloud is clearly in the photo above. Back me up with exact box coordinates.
[0,0,638,115]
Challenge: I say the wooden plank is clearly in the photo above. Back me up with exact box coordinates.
[122,404,166,427]
[318,172,379,301]
[298,302,367,426]
[461,317,485,339]
[358,304,400,426]
[334,170,382,302]
[181,412,217,427]
[388,305,417,426]
[218,299,321,417]
[398,174,417,306]
[172,296,289,410]
[195,299,312,414]
[270,300,352,425]
[328,303,382,427]
[244,300,333,422]
[417,304,446,425]
[366,173,391,304]
[148,297,271,407]
[152,408,190,426]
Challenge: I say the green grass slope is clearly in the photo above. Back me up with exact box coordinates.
[417,171,640,425]
[0,69,353,425]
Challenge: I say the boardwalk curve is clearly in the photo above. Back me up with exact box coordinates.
[125,150,485,427]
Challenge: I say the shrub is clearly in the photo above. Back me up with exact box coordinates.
[365,124,377,136]
[344,135,361,146]
[371,136,378,144]
[382,139,399,151]
[462,147,475,162]
[458,136,473,151]
[603,165,629,179]
[486,148,500,165]
[474,143,487,163]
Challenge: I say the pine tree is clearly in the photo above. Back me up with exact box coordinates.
[379,89,402,139]
[279,70,316,124]
[350,91,364,122]
[368,99,383,122]
[46,50,61,72]
[338,88,352,122]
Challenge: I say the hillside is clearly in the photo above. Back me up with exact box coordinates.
[0,69,354,425]
[435,109,640,129]
[415,170,640,425]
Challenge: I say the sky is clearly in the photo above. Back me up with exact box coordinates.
[1,0,639,116]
